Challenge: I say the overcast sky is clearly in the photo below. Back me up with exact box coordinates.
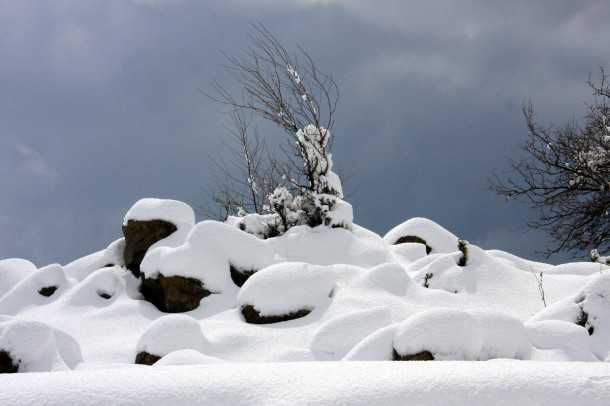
[1,0,609,266]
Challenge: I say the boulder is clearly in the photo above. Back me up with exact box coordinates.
[0,350,18,373]
[140,274,211,313]
[241,304,311,324]
[134,351,161,366]
[394,235,432,254]
[123,219,178,277]
[392,349,434,361]
[230,264,257,288]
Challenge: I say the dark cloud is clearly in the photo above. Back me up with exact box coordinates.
[1,0,608,265]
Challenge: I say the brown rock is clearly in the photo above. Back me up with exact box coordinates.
[392,348,434,361]
[241,304,311,324]
[134,351,161,366]
[140,274,211,313]
[123,219,177,277]
[394,235,432,254]
[230,265,257,288]
[0,350,18,373]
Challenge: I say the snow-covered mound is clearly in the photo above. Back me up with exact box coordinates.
[384,217,459,254]
[135,314,209,364]
[0,317,82,372]
[1,197,609,380]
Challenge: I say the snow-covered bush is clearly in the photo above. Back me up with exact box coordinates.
[590,249,610,266]
[230,126,353,239]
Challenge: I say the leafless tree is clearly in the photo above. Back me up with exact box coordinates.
[492,69,610,257]
[202,110,285,218]
[206,24,340,196]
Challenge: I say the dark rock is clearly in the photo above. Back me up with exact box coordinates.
[0,350,19,373]
[97,290,112,300]
[230,264,257,288]
[575,305,595,335]
[38,286,58,297]
[392,348,435,361]
[140,274,212,313]
[123,219,177,277]
[241,304,311,324]
[134,351,161,366]
[394,235,432,255]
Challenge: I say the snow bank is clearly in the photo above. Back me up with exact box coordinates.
[63,267,125,306]
[2,362,608,405]
[63,238,125,282]
[0,318,82,372]
[531,273,610,359]
[135,314,209,359]
[141,220,273,291]
[0,258,36,298]
[237,262,346,319]
[383,217,459,254]
[393,309,481,360]
[154,349,224,366]
[0,264,70,315]
[311,306,393,359]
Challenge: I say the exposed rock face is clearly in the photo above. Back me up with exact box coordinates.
[230,265,257,288]
[394,235,432,255]
[392,349,434,361]
[241,304,311,324]
[134,351,161,366]
[140,274,211,313]
[123,219,177,277]
[0,350,18,373]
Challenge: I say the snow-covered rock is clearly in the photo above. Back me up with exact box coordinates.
[384,217,459,254]
[0,258,37,298]
[123,198,195,276]
[135,314,209,365]
[0,318,82,372]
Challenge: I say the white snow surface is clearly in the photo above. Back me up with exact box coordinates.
[2,197,610,402]
[1,362,609,405]
[123,198,195,227]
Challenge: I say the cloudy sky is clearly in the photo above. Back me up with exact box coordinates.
[1,0,609,266]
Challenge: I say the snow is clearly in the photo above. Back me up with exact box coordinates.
[2,198,610,402]
[384,217,459,253]
[0,317,82,372]
[154,349,224,366]
[237,262,341,317]
[393,309,481,360]
[2,362,609,405]
[123,198,195,227]
[136,315,209,358]
[0,258,36,298]
[310,306,392,359]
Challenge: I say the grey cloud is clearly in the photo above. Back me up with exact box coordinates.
[1,0,608,265]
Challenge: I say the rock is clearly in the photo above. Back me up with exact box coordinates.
[134,351,161,366]
[140,274,211,313]
[0,350,18,373]
[241,304,311,324]
[38,286,58,297]
[394,235,432,254]
[230,264,257,288]
[123,219,177,277]
[392,348,434,361]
